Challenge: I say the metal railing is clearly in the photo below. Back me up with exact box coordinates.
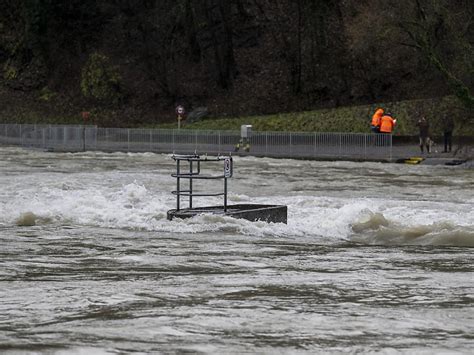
[171,154,233,211]
[0,124,392,160]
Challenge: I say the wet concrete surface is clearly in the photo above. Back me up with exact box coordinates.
[391,144,473,167]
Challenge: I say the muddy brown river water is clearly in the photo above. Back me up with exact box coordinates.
[0,147,473,354]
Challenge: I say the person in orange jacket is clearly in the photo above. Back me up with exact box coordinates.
[379,112,397,134]
[371,108,384,133]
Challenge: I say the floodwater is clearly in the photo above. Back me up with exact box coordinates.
[0,146,473,354]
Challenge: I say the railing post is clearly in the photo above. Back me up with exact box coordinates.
[94,126,98,150]
[266,132,268,155]
[389,134,393,161]
[104,128,108,151]
[364,133,367,159]
[314,132,317,158]
[127,129,130,151]
[189,161,193,209]
[224,177,228,212]
[289,132,292,157]
[82,125,86,151]
[176,160,180,210]
[339,133,342,157]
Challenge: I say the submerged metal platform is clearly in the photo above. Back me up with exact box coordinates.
[167,154,288,224]
[167,204,287,223]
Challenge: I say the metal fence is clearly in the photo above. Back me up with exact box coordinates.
[0,124,392,160]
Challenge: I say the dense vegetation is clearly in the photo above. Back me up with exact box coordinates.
[0,0,472,132]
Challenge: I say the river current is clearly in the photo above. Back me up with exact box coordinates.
[0,146,473,354]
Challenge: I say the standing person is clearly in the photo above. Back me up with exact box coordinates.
[416,115,430,153]
[379,112,397,134]
[371,108,384,133]
[442,115,454,153]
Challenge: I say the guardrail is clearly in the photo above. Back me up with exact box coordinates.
[0,124,392,160]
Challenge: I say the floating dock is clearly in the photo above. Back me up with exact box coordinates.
[167,154,287,223]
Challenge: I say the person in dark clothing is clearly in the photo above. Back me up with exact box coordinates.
[416,116,430,153]
[442,115,454,153]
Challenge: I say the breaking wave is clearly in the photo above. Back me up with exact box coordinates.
[350,211,474,247]
[1,180,472,247]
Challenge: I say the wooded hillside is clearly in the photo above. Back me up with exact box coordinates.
[0,0,472,127]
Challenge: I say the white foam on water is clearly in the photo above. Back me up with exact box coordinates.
[2,176,472,246]
[1,147,472,246]
[350,209,474,247]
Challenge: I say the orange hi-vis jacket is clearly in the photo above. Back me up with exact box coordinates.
[379,115,396,133]
[371,109,384,127]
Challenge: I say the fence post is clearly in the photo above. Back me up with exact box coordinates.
[339,133,342,157]
[289,132,292,157]
[149,129,152,151]
[364,134,367,159]
[262,132,265,155]
[314,132,317,158]
[389,134,393,161]
[82,125,86,151]
[127,129,130,151]
[104,128,108,151]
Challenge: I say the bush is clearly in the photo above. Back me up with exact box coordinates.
[81,52,122,104]
[38,86,56,101]
[3,63,17,80]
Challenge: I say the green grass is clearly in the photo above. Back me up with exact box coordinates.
[1,92,472,136]
[159,96,472,136]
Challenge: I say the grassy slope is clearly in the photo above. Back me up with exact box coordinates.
[159,96,472,137]
[1,87,471,136]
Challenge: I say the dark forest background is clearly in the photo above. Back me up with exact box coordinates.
[0,0,472,126]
